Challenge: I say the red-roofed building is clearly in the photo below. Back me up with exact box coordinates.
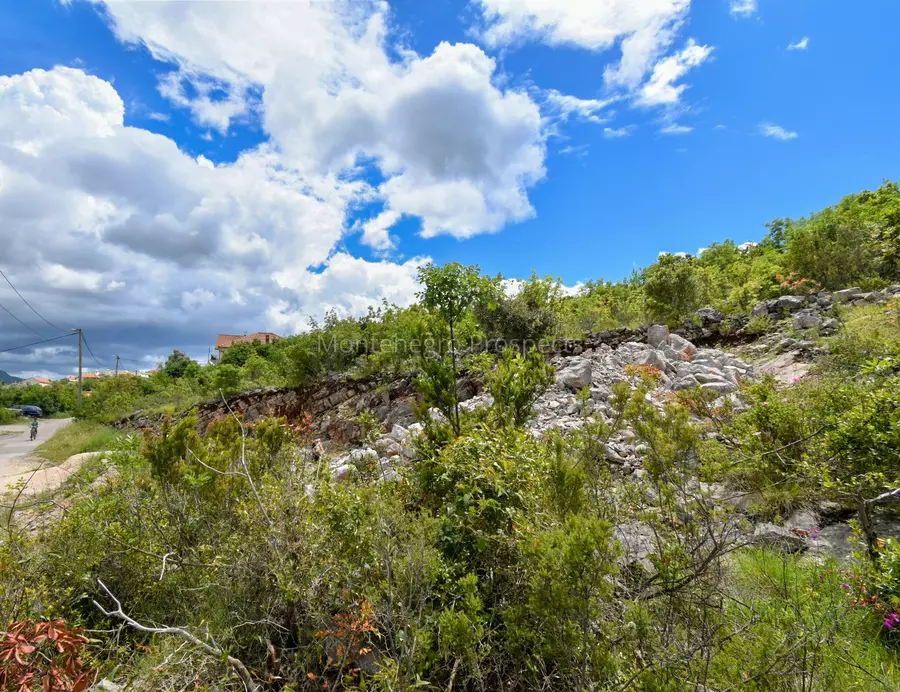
[216,332,282,353]
[14,376,52,387]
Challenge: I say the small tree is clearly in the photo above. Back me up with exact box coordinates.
[212,363,244,395]
[486,348,555,427]
[643,254,702,324]
[162,350,199,380]
[416,263,486,435]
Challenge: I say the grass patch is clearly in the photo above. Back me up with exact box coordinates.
[33,420,123,464]
[842,303,900,342]
[715,549,900,688]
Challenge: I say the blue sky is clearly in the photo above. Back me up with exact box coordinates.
[0,0,898,376]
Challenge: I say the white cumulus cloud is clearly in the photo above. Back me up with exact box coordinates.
[759,122,798,141]
[788,37,810,51]
[85,1,546,242]
[729,0,758,18]
[0,66,429,374]
[635,39,713,108]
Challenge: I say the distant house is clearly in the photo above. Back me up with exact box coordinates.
[216,332,282,353]
[14,376,51,388]
[64,373,102,382]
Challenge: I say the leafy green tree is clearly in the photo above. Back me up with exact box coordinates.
[643,254,702,324]
[416,263,487,435]
[162,350,200,380]
[211,364,244,395]
[475,272,562,345]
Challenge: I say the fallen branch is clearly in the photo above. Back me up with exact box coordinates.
[92,579,259,691]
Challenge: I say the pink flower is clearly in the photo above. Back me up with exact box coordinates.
[884,613,900,630]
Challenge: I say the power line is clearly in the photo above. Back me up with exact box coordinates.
[81,332,107,369]
[0,267,65,333]
[0,332,74,354]
[0,299,45,339]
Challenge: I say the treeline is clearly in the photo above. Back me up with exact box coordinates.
[8,180,897,422]
[201,180,900,382]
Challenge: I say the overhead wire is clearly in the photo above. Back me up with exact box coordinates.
[0,299,46,339]
[0,268,164,372]
[80,332,108,370]
[0,267,66,333]
[0,333,74,354]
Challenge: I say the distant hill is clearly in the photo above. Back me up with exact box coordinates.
[0,370,22,384]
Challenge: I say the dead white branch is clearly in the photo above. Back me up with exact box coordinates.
[92,579,259,691]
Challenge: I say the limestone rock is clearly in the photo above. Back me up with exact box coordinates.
[669,333,698,359]
[792,309,823,330]
[753,523,808,553]
[647,324,669,348]
[696,307,725,323]
[776,295,806,312]
[556,358,593,391]
[834,287,862,303]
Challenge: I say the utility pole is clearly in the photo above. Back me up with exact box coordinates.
[73,329,83,408]
[114,354,120,377]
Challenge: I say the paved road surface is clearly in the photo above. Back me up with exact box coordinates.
[0,418,72,480]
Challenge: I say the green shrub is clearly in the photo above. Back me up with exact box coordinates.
[485,347,554,427]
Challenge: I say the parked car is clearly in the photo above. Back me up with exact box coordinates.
[7,404,43,418]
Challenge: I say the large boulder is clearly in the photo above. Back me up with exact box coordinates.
[833,287,863,303]
[696,307,725,324]
[637,349,669,373]
[753,523,808,553]
[792,309,823,330]
[669,333,698,359]
[556,358,593,391]
[647,324,670,349]
[776,295,806,312]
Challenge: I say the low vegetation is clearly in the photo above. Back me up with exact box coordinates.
[32,420,122,464]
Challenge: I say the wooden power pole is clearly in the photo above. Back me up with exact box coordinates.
[73,329,83,407]
[114,354,120,377]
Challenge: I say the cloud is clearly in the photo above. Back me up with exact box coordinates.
[87,1,547,242]
[270,253,429,332]
[158,69,256,133]
[360,210,401,251]
[729,0,757,18]
[0,66,427,375]
[635,39,713,107]
[758,122,798,140]
[659,123,692,135]
[544,89,614,124]
[474,0,712,132]
[603,125,636,138]
[787,37,810,51]
[477,0,692,89]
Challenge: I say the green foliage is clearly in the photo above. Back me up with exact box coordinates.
[414,263,488,436]
[0,382,75,416]
[475,272,561,344]
[503,515,617,685]
[485,347,554,427]
[643,254,702,324]
[210,363,243,395]
[32,420,122,463]
[162,349,200,380]
[746,313,774,335]
[0,407,21,424]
